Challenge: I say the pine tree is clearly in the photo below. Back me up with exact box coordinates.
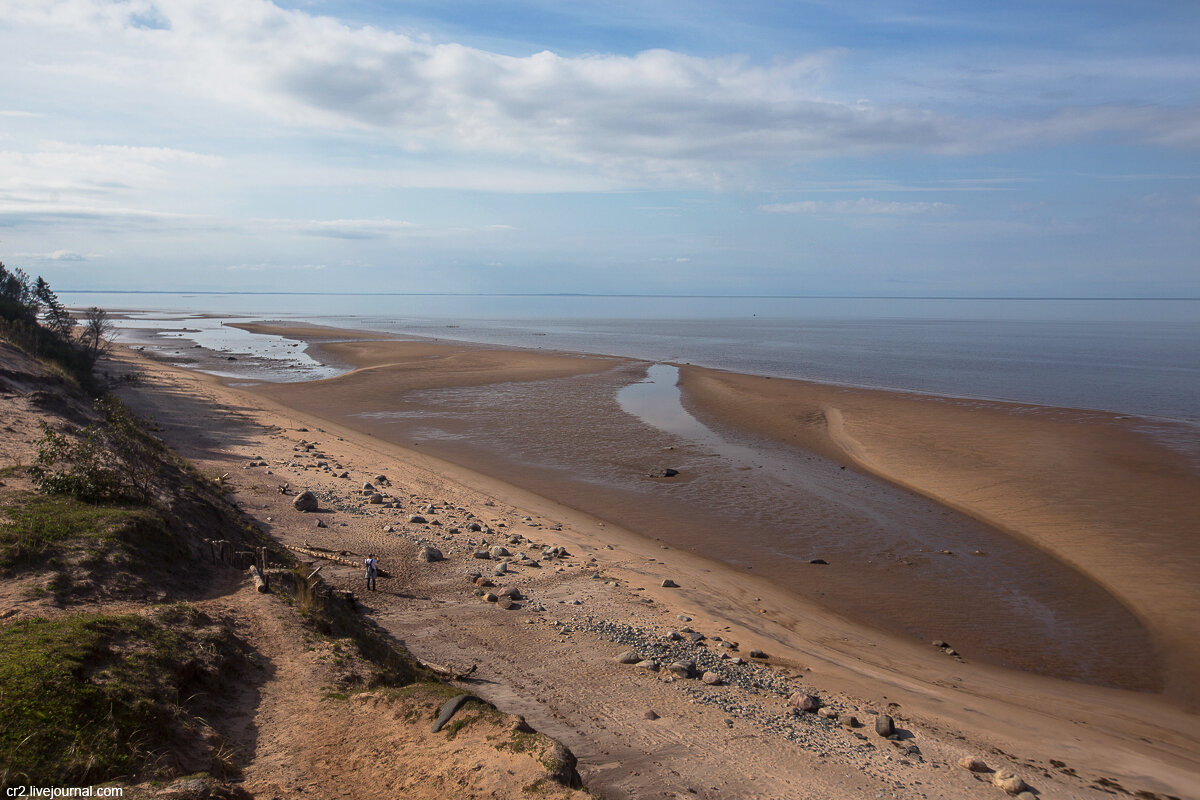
[34,276,75,338]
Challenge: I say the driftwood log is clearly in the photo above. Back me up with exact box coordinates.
[416,660,478,682]
[285,544,390,577]
[249,565,269,593]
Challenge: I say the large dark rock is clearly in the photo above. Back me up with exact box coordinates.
[292,491,318,512]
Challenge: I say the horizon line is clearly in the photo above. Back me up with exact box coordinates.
[57,290,1200,301]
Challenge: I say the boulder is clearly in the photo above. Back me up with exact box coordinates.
[958,756,989,773]
[497,586,522,600]
[841,715,859,729]
[408,514,428,524]
[661,578,679,588]
[490,545,511,558]
[748,649,768,659]
[667,661,696,679]
[701,671,723,685]
[368,493,384,504]
[817,707,838,720]
[635,660,660,671]
[293,491,319,512]
[416,546,443,563]
[788,693,820,713]
[615,650,641,664]
[875,714,895,737]
[992,770,1028,795]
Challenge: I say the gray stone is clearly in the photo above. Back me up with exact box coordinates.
[315,518,327,528]
[408,514,428,524]
[667,661,696,678]
[841,715,859,729]
[417,546,443,563]
[293,491,319,512]
[490,545,511,558]
[615,650,642,664]
[701,671,723,685]
[661,578,679,588]
[748,649,768,659]
[431,693,472,733]
[875,714,895,737]
[493,562,508,576]
[368,493,384,504]
[635,660,660,671]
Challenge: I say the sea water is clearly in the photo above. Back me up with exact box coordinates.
[62,292,1200,423]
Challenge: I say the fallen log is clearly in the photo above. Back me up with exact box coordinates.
[416,659,478,682]
[249,565,269,593]
[284,544,390,577]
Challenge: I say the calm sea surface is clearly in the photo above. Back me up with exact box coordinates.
[63,293,1200,423]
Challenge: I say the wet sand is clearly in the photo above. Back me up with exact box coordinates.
[224,322,1200,708]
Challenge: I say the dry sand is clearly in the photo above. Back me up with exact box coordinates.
[109,324,1200,799]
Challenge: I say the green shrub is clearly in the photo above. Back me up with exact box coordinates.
[0,606,234,787]
[29,398,164,504]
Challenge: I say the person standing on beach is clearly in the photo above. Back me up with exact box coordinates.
[365,553,378,591]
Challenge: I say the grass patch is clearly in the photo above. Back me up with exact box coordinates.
[0,604,244,788]
[0,492,165,570]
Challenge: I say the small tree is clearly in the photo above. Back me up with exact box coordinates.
[78,306,115,365]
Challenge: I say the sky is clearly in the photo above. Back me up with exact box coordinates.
[1,0,1198,297]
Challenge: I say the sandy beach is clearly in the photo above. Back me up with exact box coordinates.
[112,321,1200,799]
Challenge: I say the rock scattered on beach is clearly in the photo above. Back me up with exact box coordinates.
[293,491,319,512]
[958,756,990,772]
[991,769,1028,794]
[667,660,696,679]
[788,692,820,713]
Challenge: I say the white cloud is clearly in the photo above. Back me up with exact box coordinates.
[757,198,955,215]
[9,0,1196,192]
